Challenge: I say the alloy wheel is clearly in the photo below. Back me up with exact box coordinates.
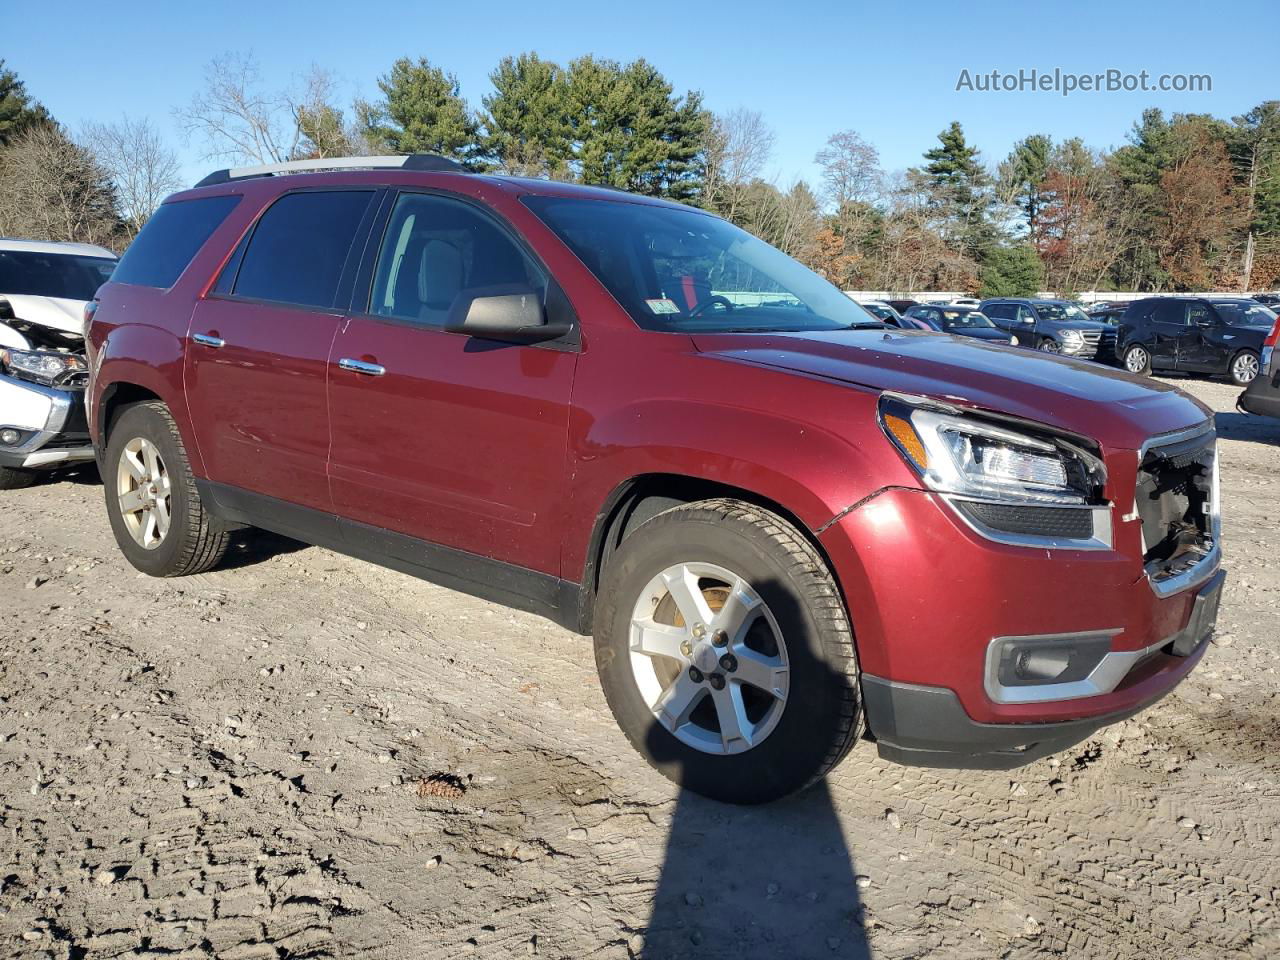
[1039,339,1061,353]
[1233,352,1259,384]
[1126,346,1149,373]
[628,562,789,755]
[116,437,172,550]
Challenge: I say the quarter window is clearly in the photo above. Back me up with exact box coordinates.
[112,195,240,289]
[369,193,546,326]
[231,191,374,310]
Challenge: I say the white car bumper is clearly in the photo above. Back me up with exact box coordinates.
[0,372,94,469]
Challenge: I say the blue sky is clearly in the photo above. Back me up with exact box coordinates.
[8,0,1274,193]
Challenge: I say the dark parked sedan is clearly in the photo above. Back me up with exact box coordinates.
[1116,297,1275,385]
[904,305,1015,344]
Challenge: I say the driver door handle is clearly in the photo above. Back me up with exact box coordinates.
[192,333,225,348]
[338,358,386,377]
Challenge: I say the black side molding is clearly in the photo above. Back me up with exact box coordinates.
[197,480,587,633]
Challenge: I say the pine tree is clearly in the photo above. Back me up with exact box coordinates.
[370,57,478,163]
[0,60,52,147]
[480,53,573,177]
[999,134,1052,238]
[920,122,996,260]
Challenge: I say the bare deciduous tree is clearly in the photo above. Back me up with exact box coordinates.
[178,52,298,164]
[0,125,122,248]
[815,129,882,214]
[702,108,775,222]
[80,116,182,236]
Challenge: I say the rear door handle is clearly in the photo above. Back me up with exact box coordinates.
[192,333,225,348]
[338,358,386,377]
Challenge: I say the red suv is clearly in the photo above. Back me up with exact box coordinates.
[87,156,1224,804]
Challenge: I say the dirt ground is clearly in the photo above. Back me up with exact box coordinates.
[1,375,1277,960]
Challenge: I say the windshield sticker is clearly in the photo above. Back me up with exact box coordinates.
[646,298,681,315]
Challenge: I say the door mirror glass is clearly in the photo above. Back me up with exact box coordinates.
[445,285,567,343]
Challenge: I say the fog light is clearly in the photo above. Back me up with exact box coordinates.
[994,634,1112,688]
[0,428,21,446]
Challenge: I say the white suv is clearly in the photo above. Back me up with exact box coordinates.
[0,238,117,489]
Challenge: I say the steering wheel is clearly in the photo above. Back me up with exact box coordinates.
[687,295,735,318]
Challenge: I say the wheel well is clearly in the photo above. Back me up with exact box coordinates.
[578,473,836,634]
[100,382,162,440]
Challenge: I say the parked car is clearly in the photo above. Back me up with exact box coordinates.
[0,238,117,490]
[1087,302,1128,326]
[904,305,1016,344]
[884,298,918,314]
[981,298,1117,360]
[1250,293,1280,307]
[88,155,1224,804]
[860,301,934,332]
[1238,311,1280,417]
[1115,297,1275,385]
[950,297,982,309]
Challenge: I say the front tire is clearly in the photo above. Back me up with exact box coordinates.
[103,401,229,577]
[1038,338,1061,353]
[0,465,36,490]
[1123,344,1152,376]
[594,499,863,804]
[1230,349,1260,386]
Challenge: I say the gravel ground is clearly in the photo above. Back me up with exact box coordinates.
[1,376,1277,960]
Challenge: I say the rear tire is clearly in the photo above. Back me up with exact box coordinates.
[103,401,229,577]
[0,465,36,490]
[1230,349,1260,386]
[593,498,863,804]
[1123,344,1152,376]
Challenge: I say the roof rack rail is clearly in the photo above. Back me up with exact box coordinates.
[194,154,464,188]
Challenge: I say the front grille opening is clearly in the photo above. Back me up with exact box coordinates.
[1137,436,1215,582]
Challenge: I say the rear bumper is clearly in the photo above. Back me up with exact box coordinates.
[1239,366,1280,418]
[0,372,93,469]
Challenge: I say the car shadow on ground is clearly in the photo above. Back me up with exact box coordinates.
[1214,411,1280,447]
[642,778,871,959]
[635,574,872,959]
[218,528,311,570]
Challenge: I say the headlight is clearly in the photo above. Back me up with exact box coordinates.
[0,348,88,387]
[1061,329,1084,342]
[878,395,1105,506]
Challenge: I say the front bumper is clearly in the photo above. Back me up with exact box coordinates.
[818,475,1222,768]
[0,372,93,470]
[862,569,1222,768]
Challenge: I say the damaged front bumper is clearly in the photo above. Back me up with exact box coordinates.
[0,371,93,469]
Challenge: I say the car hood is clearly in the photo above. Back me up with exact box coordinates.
[0,294,88,336]
[692,329,1211,450]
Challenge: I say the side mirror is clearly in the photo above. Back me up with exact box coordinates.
[444,286,570,343]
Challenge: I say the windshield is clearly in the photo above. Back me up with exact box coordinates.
[1036,303,1091,323]
[938,309,994,329]
[523,196,883,333]
[0,250,116,300]
[1214,302,1276,327]
[862,303,897,321]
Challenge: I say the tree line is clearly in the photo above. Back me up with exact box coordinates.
[2,54,1278,295]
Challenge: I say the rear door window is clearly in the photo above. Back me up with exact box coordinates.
[231,190,374,310]
[111,195,240,289]
[1152,301,1187,326]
